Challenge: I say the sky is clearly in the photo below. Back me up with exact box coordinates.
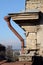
[0,0,26,49]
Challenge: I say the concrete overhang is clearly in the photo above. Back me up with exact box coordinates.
[8,11,39,21]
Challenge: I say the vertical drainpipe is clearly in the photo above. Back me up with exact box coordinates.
[4,16,24,54]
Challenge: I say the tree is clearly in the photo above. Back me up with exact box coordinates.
[0,44,6,60]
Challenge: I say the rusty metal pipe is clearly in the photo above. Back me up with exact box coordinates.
[4,16,24,54]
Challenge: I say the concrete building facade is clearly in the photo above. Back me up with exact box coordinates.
[4,0,43,61]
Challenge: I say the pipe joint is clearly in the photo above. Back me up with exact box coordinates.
[4,16,11,22]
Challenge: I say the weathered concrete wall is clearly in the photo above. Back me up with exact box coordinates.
[22,23,37,50]
[37,25,43,56]
[25,0,43,12]
[21,13,43,56]
[26,31,37,49]
[37,13,43,56]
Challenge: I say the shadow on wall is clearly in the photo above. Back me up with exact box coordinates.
[39,12,43,25]
[32,55,43,65]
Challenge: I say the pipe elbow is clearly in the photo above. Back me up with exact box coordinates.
[4,16,11,22]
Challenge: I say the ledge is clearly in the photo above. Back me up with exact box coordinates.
[8,11,39,21]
